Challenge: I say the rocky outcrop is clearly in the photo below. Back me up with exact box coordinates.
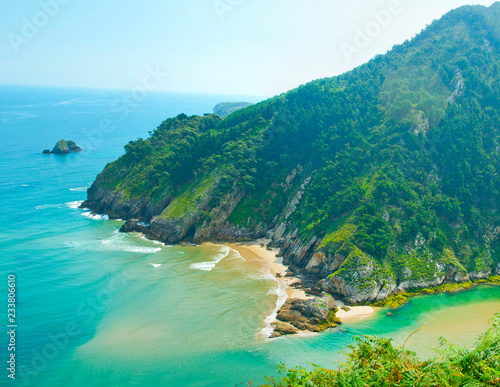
[271,321,298,337]
[119,219,148,234]
[272,292,340,336]
[81,175,171,221]
[447,70,466,104]
[43,139,82,154]
[84,172,252,244]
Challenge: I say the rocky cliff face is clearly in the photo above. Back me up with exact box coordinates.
[83,174,171,220]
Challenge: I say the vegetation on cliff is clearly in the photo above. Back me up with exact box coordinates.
[85,3,500,302]
[260,313,500,386]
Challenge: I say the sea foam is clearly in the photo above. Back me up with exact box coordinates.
[189,245,230,272]
[260,277,288,339]
[66,200,84,209]
[81,212,109,220]
[248,271,277,282]
[65,232,161,254]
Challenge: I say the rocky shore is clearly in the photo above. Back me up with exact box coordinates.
[272,293,340,337]
[227,240,375,338]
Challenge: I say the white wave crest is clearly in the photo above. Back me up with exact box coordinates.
[189,245,230,272]
[139,235,168,246]
[228,246,245,260]
[81,212,109,221]
[248,271,277,282]
[189,261,217,271]
[69,187,89,192]
[65,232,161,254]
[66,201,84,209]
[267,288,280,296]
[260,278,289,339]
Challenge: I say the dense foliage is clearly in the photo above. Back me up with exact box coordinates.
[94,3,500,290]
[260,313,500,386]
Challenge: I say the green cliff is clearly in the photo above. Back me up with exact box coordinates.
[84,3,500,303]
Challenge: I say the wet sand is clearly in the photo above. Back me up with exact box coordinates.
[227,239,312,301]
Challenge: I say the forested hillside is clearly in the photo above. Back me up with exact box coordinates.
[84,3,500,303]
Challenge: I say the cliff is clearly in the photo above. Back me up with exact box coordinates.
[83,3,500,304]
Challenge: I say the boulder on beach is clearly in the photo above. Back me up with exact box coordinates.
[270,321,299,337]
[274,292,340,335]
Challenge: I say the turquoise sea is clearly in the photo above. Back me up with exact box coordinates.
[1,85,499,386]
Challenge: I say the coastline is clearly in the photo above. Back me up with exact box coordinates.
[226,239,376,334]
[227,239,312,301]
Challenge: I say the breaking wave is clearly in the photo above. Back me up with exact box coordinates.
[65,232,161,254]
[189,245,230,272]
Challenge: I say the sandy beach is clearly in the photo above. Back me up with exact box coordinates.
[335,305,375,321]
[227,239,312,300]
[226,239,375,326]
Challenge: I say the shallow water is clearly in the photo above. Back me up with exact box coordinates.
[1,85,499,386]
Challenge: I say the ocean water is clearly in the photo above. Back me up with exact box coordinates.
[1,84,499,387]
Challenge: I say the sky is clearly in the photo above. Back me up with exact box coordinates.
[1,0,498,97]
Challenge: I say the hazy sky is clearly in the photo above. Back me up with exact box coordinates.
[2,0,497,97]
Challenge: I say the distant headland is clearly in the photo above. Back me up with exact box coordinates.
[213,102,253,118]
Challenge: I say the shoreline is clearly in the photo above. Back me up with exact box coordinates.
[227,239,315,338]
[226,239,376,332]
[227,239,312,301]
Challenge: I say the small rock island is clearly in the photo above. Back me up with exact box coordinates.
[43,139,82,155]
